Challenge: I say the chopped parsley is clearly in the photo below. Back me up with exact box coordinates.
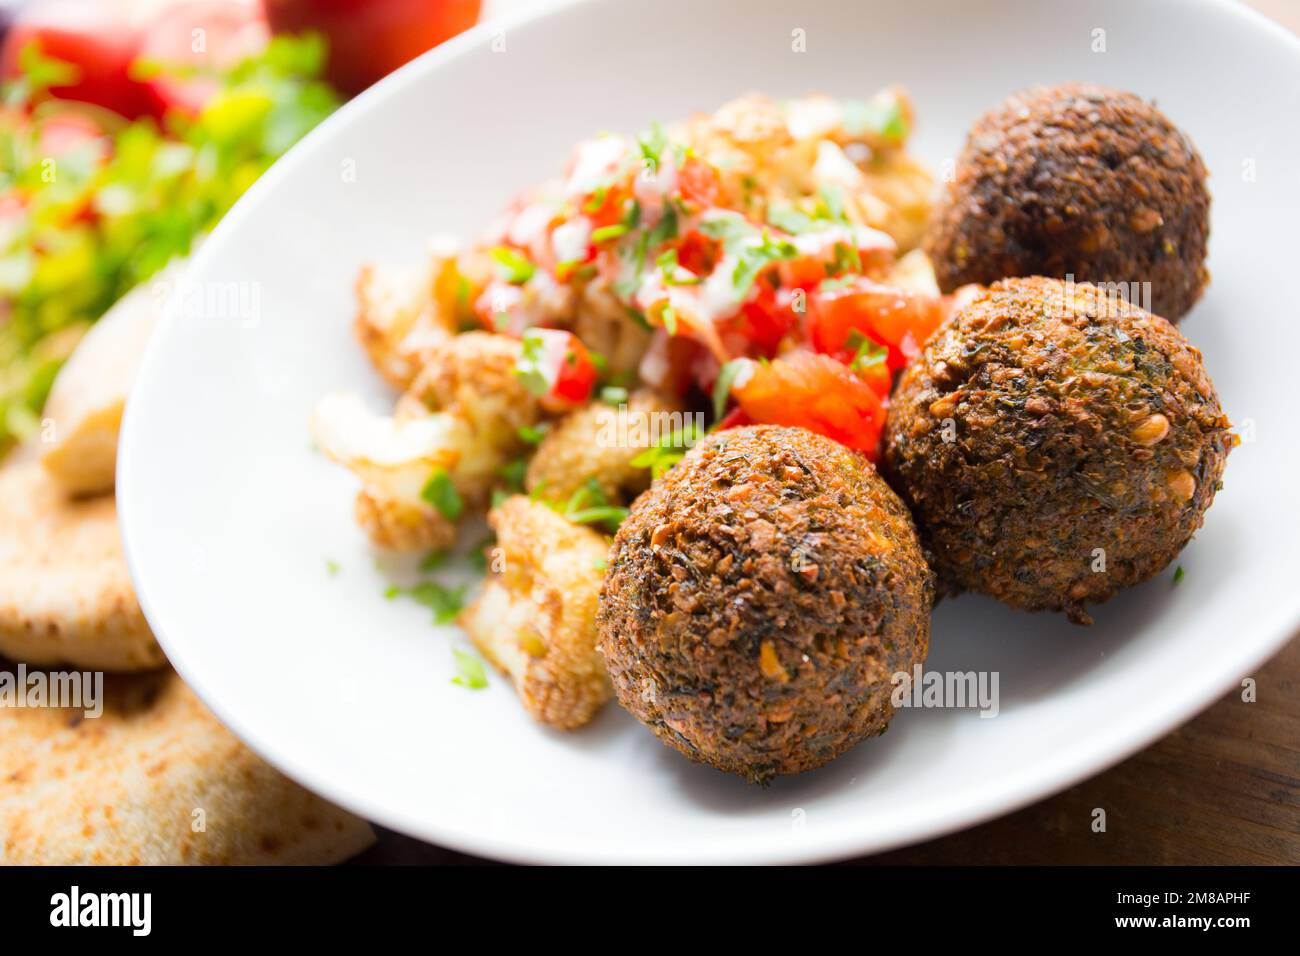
[451,647,489,689]
[515,329,553,396]
[712,358,750,421]
[1173,565,1185,586]
[732,230,798,297]
[385,580,466,625]
[325,558,341,576]
[842,96,909,144]
[638,121,670,173]
[631,421,704,480]
[847,331,888,371]
[518,422,548,445]
[420,469,464,521]
[557,478,628,533]
[498,456,528,491]
[828,240,861,277]
[418,550,447,574]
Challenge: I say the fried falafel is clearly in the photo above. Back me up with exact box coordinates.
[924,84,1210,321]
[882,276,1232,624]
[597,425,934,783]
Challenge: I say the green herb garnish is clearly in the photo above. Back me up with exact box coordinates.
[631,422,704,480]
[451,647,489,689]
[712,358,749,420]
[514,329,552,396]
[421,469,464,521]
[386,580,466,625]
[591,223,630,244]
[847,331,888,372]
[518,423,548,445]
[600,385,629,406]
[418,550,447,574]
[489,246,536,284]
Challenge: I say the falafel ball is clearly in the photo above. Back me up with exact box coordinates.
[882,277,1232,624]
[924,84,1210,321]
[597,425,933,784]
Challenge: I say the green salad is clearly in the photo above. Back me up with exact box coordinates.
[0,35,338,450]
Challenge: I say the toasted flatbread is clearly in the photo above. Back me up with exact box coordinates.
[0,459,164,672]
[0,666,375,865]
[39,262,174,496]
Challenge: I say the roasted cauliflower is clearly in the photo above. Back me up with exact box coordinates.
[354,237,464,391]
[312,332,541,551]
[460,496,612,729]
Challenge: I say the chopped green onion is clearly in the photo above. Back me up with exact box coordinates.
[591,223,630,243]
[489,246,535,285]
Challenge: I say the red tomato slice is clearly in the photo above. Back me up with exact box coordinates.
[810,276,944,371]
[719,284,799,358]
[137,1,269,118]
[519,328,596,410]
[732,351,886,455]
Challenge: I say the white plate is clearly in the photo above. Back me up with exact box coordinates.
[119,0,1300,864]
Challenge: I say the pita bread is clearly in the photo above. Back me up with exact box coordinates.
[39,260,174,495]
[0,665,375,865]
[0,459,164,672]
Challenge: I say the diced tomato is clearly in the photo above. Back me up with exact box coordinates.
[720,284,799,358]
[810,276,945,371]
[731,350,886,455]
[583,182,634,229]
[674,230,716,276]
[518,328,595,409]
[677,155,718,208]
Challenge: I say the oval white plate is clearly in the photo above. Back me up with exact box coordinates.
[119,0,1300,864]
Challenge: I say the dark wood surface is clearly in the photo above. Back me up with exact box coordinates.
[350,635,1299,865]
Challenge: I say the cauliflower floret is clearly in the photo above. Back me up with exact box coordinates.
[460,496,612,730]
[399,331,541,504]
[525,389,684,505]
[311,391,467,551]
[312,332,541,551]
[354,237,465,390]
[571,283,652,381]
